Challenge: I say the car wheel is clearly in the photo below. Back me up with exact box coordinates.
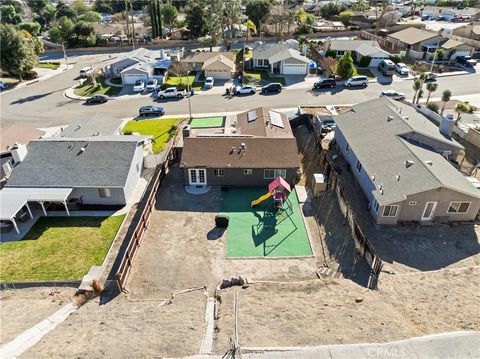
[363,83,367,86]
[177,94,182,98]
[159,95,164,99]
[347,83,351,87]
[250,90,255,94]
[330,85,334,88]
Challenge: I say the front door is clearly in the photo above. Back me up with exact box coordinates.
[188,169,207,186]
[421,201,437,221]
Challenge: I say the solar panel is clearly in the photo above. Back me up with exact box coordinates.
[247,111,257,122]
[269,111,284,128]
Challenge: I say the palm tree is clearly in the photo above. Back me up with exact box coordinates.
[415,72,428,104]
[425,82,438,104]
[455,102,470,124]
[412,79,422,103]
[241,19,257,75]
[440,89,452,116]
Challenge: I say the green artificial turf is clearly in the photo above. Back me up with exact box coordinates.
[220,187,313,258]
[190,116,224,128]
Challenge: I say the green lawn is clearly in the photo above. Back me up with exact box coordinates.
[244,70,286,86]
[37,61,61,70]
[220,188,313,258]
[74,77,121,97]
[355,67,376,79]
[161,75,203,91]
[190,116,224,128]
[0,216,125,282]
[122,118,182,154]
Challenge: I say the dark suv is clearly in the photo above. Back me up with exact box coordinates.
[456,56,477,67]
[138,105,165,117]
[313,78,336,89]
[261,82,283,94]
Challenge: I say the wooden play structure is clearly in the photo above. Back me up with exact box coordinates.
[251,177,293,219]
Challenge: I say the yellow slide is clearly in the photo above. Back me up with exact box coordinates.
[251,192,272,207]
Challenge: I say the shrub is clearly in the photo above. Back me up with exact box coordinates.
[427,102,439,113]
[296,23,312,35]
[326,50,336,58]
[358,56,371,67]
[22,70,38,80]
[389,55,402,64]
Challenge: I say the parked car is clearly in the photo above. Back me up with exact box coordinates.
[0,81,8,91]
[261,82,283,94]
[313,78,336,89]
[421,13,435,21]
[380,90,406,101]
[133,80,146,92]
[321,119,336,132]
[138,105,165,117]
[456,56,477,67]
[234,85,256,95]
[204,77,215,89]
[157,87,185,99]
[146,79,158,91]
[378,59,395,76]
[79,67,93,78]
[395,63,409,76]
[344,76,368,87]
[86,95,108,104]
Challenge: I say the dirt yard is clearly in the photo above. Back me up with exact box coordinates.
[0,287,74,345]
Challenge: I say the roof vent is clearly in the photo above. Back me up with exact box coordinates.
[78,147,86,155]
[404,160,414,168]
[371,174,375,181]
[380,189,384,195]
[403,116,409,121]
[425,160,433,166]
[396,175,401,181]
[386,116,394,122]
[378,184,383,190]
[230,146,236,154]
[240,143,247,150]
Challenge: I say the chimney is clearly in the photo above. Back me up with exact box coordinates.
[11,142,28,164]
[439,114,455,137]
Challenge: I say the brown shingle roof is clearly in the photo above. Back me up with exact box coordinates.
[202,55,235,71]
[181,137,299,168]
[0,124,45,154]
[236,107,292,138]
[182,51,234,64]
[389,27,440,45]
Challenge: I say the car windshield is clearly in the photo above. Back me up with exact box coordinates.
[147,80,155,85]
[135,80,143,85]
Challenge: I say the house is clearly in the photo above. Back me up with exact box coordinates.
[334,97,480,225]
[387,27,445,60]
[180,107,300,187]
[325,39,392,66]
[311,20,346,32]
[446,23,480,53]
[440,39,474,59]
[182,52,236,80]
[0,124,45,183]
[104,47,177,85]
[251,41,309,75]
[60,115,124,138]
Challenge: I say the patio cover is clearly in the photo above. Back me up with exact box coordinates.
[0,187,73,220]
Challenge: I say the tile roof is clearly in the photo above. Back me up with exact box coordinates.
[334,98,478,205]
[0,124,45,154]
[388,27,441,45]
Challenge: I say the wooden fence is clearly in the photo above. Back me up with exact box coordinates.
[115,144,179,293]
[320,151,383,289]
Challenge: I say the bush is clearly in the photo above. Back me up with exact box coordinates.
[427,102,439,113]
[358,56,371,67]
[326,50,336,58]
[296,23,312,35]
[22,70,38,80]
[389,55,402,64]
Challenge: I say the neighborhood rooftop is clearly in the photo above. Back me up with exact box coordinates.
[334,97,478,206]
[328,40,389,57]
[388,27,440,45]
[0,123,45,154]
[60,114,123,138]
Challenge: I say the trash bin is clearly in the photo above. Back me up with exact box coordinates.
[190,89,194,96]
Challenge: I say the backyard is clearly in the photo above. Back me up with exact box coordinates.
[244,70,286,86]
[74,77,121,97]
[0,216,125,282]
[122,118,183,154]
[189,116,225,129]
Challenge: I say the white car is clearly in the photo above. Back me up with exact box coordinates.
[204,77,214,89]
[344,76,368,87]
[146,79,158,91]
[79,67,93,78]
[234,85,256,95]
[133,80,145,92]
[395,63,409,76]
[157,87,186,99]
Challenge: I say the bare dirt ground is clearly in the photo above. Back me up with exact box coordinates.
[0,287,74,345]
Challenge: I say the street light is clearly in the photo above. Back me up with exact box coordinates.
[429,40,440,73]
[62,42,68,67]
[187,70,192,120]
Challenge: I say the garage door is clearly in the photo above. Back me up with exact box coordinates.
[450,50,471,60]
[205,70,231,80]
[282,64,307,75]
[122,73,148,84]
[368,57,387,67]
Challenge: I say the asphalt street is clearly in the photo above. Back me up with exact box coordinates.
[1,52,479,128]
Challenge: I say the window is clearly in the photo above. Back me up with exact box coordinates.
[244,169,252,175]
[2,161,13,175]
[264,169,286,179]
[448,202,470,214]
[355,160,362,173]
[98,188,111,198]
[372,199,379,213]
[409,201,417,206]
[213,169,224,177]
[337,50,345,56]
[383,205,398,217]
[345,143,350,155]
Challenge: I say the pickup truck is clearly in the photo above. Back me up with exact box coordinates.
[157,87,186,99]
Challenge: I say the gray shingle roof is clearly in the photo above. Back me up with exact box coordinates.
[6,138,142,188]
[252,42,291,59]
[335,98,479,205]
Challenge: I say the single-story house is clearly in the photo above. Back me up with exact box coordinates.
[311,20,346,32]
[180,107,300,187]
[334,97,480,225]
[182,51,234,71]
[201,55,236,80]
[252,42,309,75]
[325,40,392,66]
[104,47,176,85]
[447,23,480,53]
[0,124,45,182]
[387,27,445,60]
[60,115,123,138]
[440,39,474,59]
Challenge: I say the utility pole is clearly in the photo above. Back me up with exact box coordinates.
[130,0,136,50]
[430,40,440,73]
[62,42,68,67]
[124,0,130,47]
[187,70,192,120]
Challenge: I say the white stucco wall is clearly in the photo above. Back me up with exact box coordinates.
[123,144,144,204]
[69,187,126,205]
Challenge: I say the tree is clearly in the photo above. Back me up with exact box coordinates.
[352,1,370,11]
[412,79,422,103]
[1,5,22,24]
[48,16,74,43]
[336,51,356,79]
[319,56,338,77]
[440,89,452,116]
[78,11,102,23]
[414,72,428,103]
[71,0,90,16]
[206,0,223,51]
[320,3,345,19]
[32,3,57,30]
[185,1,208,39]
[169,61,193,88]
[150,0,163,38]
[162,3,178,28]
[454,102,470,124]
[93,0,112,13]
[222,0,241,48]
[0,24,37,80]
[245,0,272,35]
[27,0,48,14]
[425,82,438,104]
[20,29,44,55]
[56,1,77,20]
[18,22,41,36]
[339,11,354,25]
[427,102,439,113]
